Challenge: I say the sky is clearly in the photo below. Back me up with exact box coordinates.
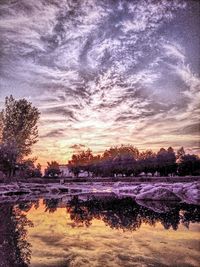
[0,0,200,166]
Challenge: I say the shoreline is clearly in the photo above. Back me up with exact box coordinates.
[1,176,199,184]
[0,179,199,205]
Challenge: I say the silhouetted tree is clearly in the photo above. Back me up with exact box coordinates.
[1,95,40,161]
[178,154,200,176]
[88,155,101,176]
[44,199,59,213]
[156,147,177,176]
[138,150,157,176]
[0,203,33,267]
[66,196,200,231]
[66,145,198,178]
[68,149,94,177]
[45,161,61,177]
[0,95,40,179]
[0,111,3,143]
[0,142,18,179]
[35,163,42,177]
[16,160,42,178]
[99,145,139,177]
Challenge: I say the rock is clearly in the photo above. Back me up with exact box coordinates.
[0,181,199,204]
[181,182,200,204]
[50,187,60,194]
[135,187,181,201]
[136,200,176,213]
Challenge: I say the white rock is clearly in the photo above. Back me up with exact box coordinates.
[135,187,181,201]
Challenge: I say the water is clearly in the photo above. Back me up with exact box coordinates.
[0,196,199,267]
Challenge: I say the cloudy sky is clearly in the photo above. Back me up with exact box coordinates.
[0,0,200,165]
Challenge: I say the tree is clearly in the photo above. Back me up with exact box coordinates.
[102,145,139,160]
[1,95,40,161]
[16,160,42,178]
[0,142,18,178]
[156,147,177,176]
[66,145,200,178]
[139,150,157,176]
[0,111,3,143]
[177,147,185,160]
[35,163,42,177]
[100,145,139,177]
[0,203,33,267]
[89,155,101,177]
[68,149,94,177]
[45,161,61,177]
[178,154,200,176]
[166,147,177,176]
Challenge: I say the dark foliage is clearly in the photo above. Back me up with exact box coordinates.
[44,161,61,177]
[68,145,200,177]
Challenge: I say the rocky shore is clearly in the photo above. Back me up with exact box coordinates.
[0,181,199,205]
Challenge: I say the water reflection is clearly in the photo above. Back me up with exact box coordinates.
[0,196,199,266]
[0,203,33,267]
[46,196,200,231]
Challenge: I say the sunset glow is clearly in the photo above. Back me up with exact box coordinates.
[0,0,199,167]
[25,200,200,267]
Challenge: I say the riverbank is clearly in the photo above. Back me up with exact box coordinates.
[1,175,199,184]
[0,179,199,205]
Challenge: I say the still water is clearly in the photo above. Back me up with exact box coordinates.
[0,196,199,267]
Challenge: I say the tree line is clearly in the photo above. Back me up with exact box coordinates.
[45,145,200,178]
[65,145,200,178]
[0,95,199,180]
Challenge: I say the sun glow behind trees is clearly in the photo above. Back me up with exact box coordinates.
[0,0,199,166]
[0,96,200,179]
[67,145,200,178]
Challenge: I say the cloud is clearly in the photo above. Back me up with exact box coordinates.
[0,0,199,165]
[69,144,86,150]
[43,106,78,121]
[177,123,200,136]
[163,42,185,63]
[40,129,65,139]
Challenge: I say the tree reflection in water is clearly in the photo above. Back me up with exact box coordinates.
[0,197,199,267]
[66,196,200,231]
[0,202,33,267]
[39,196,200,231]
[43,198,60,213]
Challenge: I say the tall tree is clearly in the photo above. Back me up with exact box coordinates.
[1,95,40,161]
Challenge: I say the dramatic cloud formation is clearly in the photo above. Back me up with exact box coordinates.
[0,0,199,165]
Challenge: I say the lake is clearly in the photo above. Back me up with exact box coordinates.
[0,195,199,267]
